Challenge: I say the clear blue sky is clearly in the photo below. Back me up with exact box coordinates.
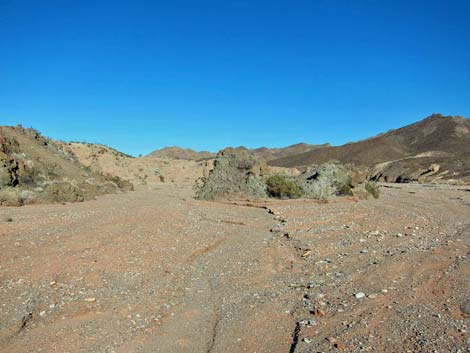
[1,0,469,156]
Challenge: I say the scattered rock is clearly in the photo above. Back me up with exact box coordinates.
[301,250,312,257]
[311,308,326,317]
[299,318,316,326]
[334,342,346,350]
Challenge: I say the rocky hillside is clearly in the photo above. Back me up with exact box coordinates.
[147,146,215,160]
[269,114,470,183]
[0,126,129,206]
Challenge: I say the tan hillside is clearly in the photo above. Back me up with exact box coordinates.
[61,142,213,187]
[0,126,127,206]
[63,142,300,189]
[147,146,215,160]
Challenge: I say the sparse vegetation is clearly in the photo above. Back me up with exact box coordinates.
[0,187,21,206]
[0,126,133,207]
[19,190,35,204]
[266,175,302,199]
[105,174,134,191]
[197,151,375,201]
[365,181,380,198]
[44,182,85,203]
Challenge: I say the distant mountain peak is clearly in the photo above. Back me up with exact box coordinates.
[269,114,470,183]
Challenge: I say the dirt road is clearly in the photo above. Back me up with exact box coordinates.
[1,184,469,352]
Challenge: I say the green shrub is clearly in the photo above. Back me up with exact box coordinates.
[105,174,134,191]
[266,175,302,199]
[43,182,85,203]
[18,166,40,185]
[19,190,35,204]
[246,175,268,197]
[196,153,368,202]
[0,187,21,206]
[365,181,380,198]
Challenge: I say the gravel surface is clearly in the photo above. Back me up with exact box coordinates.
[0,183,469,353]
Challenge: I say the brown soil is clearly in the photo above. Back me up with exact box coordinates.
[0,183,469,352]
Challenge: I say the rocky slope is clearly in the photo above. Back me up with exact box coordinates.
[0,126,127,206]
[269,114,470,183]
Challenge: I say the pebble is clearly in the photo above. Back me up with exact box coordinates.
[84,298,96,302]
[39,310,46,317]
[303,337,313,343]
[312,308,326,317]
[355,292,366,299]
[299,318,316,326]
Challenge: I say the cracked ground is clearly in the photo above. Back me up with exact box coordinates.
[1,183,469,353]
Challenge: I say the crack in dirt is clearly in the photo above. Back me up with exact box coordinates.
[206,312,221,353]
[288,322,301,353]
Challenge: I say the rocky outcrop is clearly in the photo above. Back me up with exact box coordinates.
[0,126,130,206]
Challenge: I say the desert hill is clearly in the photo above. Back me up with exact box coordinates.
[63,142,299,188]
[0,126,129,206]
[269,114,470,183]
[61,142,212,187]
[232,142,331,161]
[148,143,329,162]
[3,113,469,206]
[147,146,215,160]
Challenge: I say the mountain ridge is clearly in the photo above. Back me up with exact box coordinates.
[147,142,331,161]
[269,114,470,183]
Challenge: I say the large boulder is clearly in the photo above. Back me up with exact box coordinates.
[196,148,268,200]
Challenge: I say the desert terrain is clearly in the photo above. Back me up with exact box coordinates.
[1,115,470,352]
[2,0,469,350]
[1,182,469,353]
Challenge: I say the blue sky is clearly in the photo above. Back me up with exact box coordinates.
[1,0,469,156]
